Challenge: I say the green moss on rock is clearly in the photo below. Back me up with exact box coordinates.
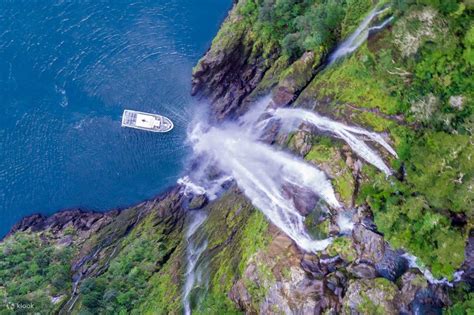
[325,237,357,263]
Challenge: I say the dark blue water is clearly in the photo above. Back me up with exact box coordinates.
[0,1,230,236]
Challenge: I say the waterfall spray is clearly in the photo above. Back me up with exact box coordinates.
[189,121,338,252]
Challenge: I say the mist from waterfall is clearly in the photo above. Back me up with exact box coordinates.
[189,118,338,252]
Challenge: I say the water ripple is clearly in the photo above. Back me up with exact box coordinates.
[0,0,231,236]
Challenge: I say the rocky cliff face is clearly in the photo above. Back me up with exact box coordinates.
[191,6,278,121]
[1,0,473,314]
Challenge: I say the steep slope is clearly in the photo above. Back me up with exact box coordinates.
[190,0,473,313]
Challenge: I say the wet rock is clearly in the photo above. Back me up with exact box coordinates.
[271,51,318,108]
[230,230,342,314]
[398,271,428,313]
[6,210,110,238]
[461,229,474,288]
[375,247,408,282]
[325,271,347,302]
[191,4,274,121]
[229,280,253,312]
[410,287,448,315]
[271,86,295,107]
[282,183,319,216]
[260,272,340,314]
[258,115,281,144]
[6,213,47,236]
[288,129,313,157]
[347,263,377,279]
[301,254,326,279]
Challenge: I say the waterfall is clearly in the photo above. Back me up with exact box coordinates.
[328,6,392,65]
[369,16,394,32]
[179,167,233,314]
[178,176,207,196]
[336,212,354,234]
[189,121,337,252]
[184,94,397,254]
[271,107,397,175]
[183,210,208,315]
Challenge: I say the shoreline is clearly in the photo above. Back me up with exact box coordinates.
[3,183,181,240]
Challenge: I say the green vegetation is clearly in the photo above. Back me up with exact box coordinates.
[77,211,183,314]
[358,294,387,315]
[305,136,355,204]
[293,0,473,281]
[0,233,74,314]
[357,278,398,314]
[305,136,336,162]
[239,210,271,274]
[235,0,379,60]
[193,192,270,314]
[359,163,467,279]
[446,283,474,314]
[326,236,357,262]
[406,132,474,214]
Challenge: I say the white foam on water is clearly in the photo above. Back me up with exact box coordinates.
[178,176,207,196]
[337,212,355,234]
[178,174,233,201]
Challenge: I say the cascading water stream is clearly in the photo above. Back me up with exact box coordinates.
[183,87,399,254]
[179,170,232,314]
[271,107,398,175]
[328,6,392,65]
[189,121,339,252]
[402,253,465,287]
[183,210,208,315]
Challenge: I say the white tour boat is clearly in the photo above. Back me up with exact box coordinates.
[121,109,173,133]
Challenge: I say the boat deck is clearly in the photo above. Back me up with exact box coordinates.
[121,109,173,133]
